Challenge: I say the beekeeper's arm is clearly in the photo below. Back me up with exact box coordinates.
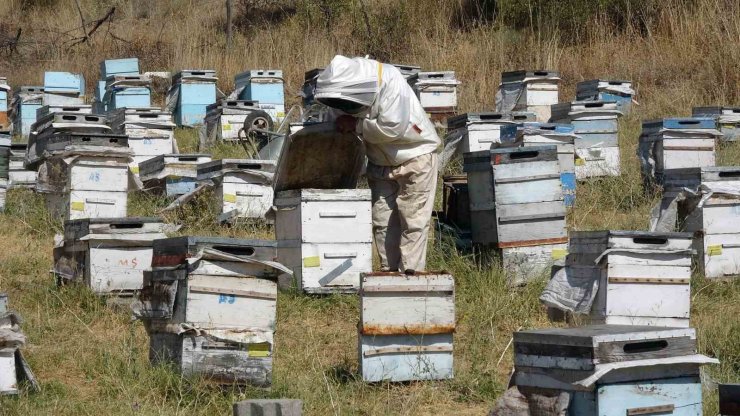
[357,79,411,144]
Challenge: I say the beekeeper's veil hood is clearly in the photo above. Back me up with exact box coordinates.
[315,55,379,112]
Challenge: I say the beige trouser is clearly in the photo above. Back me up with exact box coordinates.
[366,152,439,272]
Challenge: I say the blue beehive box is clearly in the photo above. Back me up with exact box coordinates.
[576,79,634,113]
[100,58,140,79]
[43,72,85,105]
[14,87,45,137]
[235,70,284,105]
[0,90,7,112]
[105,75,151,110]
[519,122,577,207]
[692,106,740,141]
[172,70,217,127]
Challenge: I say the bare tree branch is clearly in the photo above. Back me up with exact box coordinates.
[70,7,116,47]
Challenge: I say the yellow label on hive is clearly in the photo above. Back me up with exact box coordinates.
[277,112,285,118]
[574,158,585,166]
[303,256,320,267]
[551,248,568,260]
[130,166,140,174]
[248,343,271,357]
[223,123,232,131]
[223,194,237,203]
[70,201,85,211]
[708,245,723,256]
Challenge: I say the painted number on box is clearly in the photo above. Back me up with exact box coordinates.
[218,294,236,304]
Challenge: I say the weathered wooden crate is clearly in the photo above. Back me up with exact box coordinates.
[575,145,621,180]
[108,107,176,174]
[502,242,568,285]
[359,272,455,382]
[446,112,518,152]
[235,70,285,122]
[61,217,171,295]
[681,167,740,234]
[35,104,92,119]
[275,189,372,293]
[8,143,36,188]
[409,71,459,113]
[463,145,566,246]
[576,79,634,113]
[693,106,740,141]
[104,75,152,110]
[148,332,272,387]
[198,159,276,221]
[568,231,693,327]
[139,154,212,196]
[512,325,717,416]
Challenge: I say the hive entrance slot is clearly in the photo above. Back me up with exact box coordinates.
[212,246,255,257]
[632,237,667,245]
[623,340,668,354]
[510,151,538,159]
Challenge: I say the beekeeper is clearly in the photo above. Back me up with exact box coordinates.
[314,55,441,272]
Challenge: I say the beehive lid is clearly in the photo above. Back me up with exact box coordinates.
[501,70,559,83]
[514,325,697,364]
[64,217,167,241]
[692,106,740,117]
[463,145,559,172]
[447,112,513,130]
[151,236,278,268]
[273,122,364,192]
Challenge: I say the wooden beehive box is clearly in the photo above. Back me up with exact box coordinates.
[275,189,372,293]
[568,231,694,327]
[463,145,566,246]
[139,153,212,197]
[359,272,455,383]
[447,112,518,153]
[197,159,276,221]
[513,325,717,416]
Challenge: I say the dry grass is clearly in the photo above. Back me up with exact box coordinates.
[0,0,738,415]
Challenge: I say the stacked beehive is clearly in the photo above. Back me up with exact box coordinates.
[273,123,372,293]
[11,86,45,138]
[550,100,623,179]
[495,70,560,122]
[8,143,36,189]
[409,71,460,125]
[167,70,217,127]
[512,122,578,206]
[639,117,721,190]
[107,107,177,174]
[0,78,10,130]
[692,106,740,141]
[139,153,212,197]
[681,167,740,279]
[27,112,132,220]
[36,104,92,119]
[0,293,36,395]
[138,237,288,387]
[43,71,84,106]
[543,230,694,327]
[463,145,567,284]
[54,217,173,296]
[204,100,270,147]
[234,70,285,123]
[103,74,152,111]
[509,325,717,415]
[358,271,455,382]
[576,79,635,113]
[197,159,276,223]
[95,58,140,113]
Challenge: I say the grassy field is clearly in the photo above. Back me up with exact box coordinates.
[0,0,738,414]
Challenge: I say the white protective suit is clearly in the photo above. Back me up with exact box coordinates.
[315,55,441,272]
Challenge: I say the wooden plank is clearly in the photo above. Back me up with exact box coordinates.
[363,344,453,357]
[608,277,689,284]
[361,285,454,293]
[497,237,568,248]
[627,404,675,415]
[189,285,277,300]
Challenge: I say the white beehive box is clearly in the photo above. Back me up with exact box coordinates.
[447,112,518,153]
[197,159,276,222]
[139,153,212,197]
[463,145,566,246]
[275,189,372,293]
[108,107,176,174]
[497,70,560,122]
[61,217,172,295]
[410,71,459,112]
[205,100,262,142]
[502,243,568,286]
[359,272,455,383]
[568,231,694,327]
[40,153,131,220]
[9,143,36,188]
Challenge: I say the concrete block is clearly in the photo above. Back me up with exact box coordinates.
[233,399,302,416]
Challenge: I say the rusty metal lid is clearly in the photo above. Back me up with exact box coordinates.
[273,122,364,192]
